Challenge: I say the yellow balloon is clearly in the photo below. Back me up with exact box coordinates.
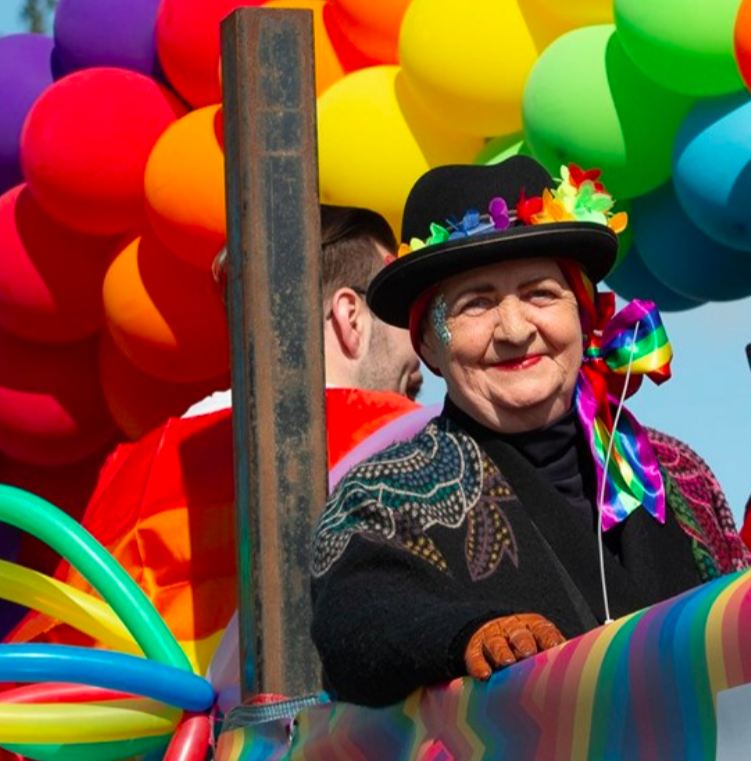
[0,700,181,743]
[0,560,139,655]
[0,559,218,674]
[399,0,539,138]
[517,0,614,49]
[317,65,483,233]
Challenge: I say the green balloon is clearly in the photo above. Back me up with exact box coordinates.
[473,133,532,165]
[0,485,191,673]
[522,25,693,200]
[615,0,744,97]
[2,737,169,761]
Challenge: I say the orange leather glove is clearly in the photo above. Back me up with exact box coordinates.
[464,613,566,680]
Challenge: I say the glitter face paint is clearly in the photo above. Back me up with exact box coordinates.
[431,294,452,346]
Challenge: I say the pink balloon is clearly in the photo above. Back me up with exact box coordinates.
[0,184,121,343]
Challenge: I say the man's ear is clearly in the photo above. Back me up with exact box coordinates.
[327,288,369,360]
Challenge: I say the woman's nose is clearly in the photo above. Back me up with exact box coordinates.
[492,300,535,344]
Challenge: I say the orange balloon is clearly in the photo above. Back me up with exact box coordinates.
[99,331,230,440]
[263,0,346,94]
[144,105,226,269]
[328,0,412,63]
[102,228,230,383]
[736,0,751,91]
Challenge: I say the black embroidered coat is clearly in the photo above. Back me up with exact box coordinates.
[310,415,750,707]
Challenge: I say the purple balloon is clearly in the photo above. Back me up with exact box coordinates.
[54,0,162,77]
[0,524,23,640]
[0,34,55,194]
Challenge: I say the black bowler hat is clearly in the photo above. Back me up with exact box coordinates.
[367,155,622,328]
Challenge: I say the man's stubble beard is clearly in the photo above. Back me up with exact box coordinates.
[356,320,403,396]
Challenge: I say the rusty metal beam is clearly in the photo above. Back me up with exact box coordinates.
[221,7,326,699]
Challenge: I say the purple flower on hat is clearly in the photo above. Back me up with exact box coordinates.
[489,197,510,230]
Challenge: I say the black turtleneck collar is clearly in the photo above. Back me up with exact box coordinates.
[442,396,597,527]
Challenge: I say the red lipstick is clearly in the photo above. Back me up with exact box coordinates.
[492,354,543,371]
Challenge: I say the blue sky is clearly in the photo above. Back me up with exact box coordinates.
[3,1,751,525]
[0,2,30,36]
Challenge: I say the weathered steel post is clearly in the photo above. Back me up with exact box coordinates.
[221,7,327,699]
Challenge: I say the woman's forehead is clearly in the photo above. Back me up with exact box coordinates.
[439,257,566,295]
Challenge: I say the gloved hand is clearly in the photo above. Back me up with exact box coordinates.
[464,613,566,680]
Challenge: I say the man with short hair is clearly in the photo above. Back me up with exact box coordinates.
[191,204,422,416]
[320,204,422,400]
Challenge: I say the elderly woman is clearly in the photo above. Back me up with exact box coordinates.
[309,156,750,707]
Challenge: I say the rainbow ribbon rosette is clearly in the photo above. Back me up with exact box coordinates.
[576,296,673,530]
[0,484,215,761]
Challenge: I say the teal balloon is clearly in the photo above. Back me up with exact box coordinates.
[474,133,531,165]
[523,25,693,199]
[615,0,744,97]
[673,91,751,252]
[632,181,751,301]
[604,246,705,312]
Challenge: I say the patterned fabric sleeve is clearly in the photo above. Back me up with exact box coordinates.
[647,428,751,576]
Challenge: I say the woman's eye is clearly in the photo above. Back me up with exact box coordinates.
[458,297,493,315]
[526,288,556,303]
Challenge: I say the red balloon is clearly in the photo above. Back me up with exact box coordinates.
[99,330,230,440]
[20,68,178,235]
[0,184,122,343]
[156,0,265,107]
[0,683,136,703]
[163,714,211,761]
[0,330,116,466]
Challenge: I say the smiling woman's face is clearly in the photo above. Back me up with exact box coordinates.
[420,257,583,433]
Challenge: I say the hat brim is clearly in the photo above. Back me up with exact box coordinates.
[367,222,618,327]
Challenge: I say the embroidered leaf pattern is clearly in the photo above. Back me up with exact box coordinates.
[466,459,518,581]
[311,420,484,577]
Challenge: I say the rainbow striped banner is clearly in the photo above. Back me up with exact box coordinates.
[216,569,751,761]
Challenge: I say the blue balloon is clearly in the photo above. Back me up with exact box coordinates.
[673,92,751,252]
[0,34,56,194]
[632,182,751,301]
[604,247,704,312]
[0,644,215,712]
